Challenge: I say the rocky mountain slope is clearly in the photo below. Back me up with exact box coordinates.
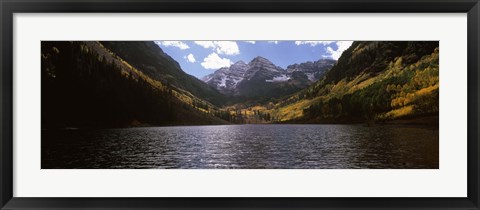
[286,59,335,82]
[202,61,249,95]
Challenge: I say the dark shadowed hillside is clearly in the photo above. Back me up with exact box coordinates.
[41,41,229,128]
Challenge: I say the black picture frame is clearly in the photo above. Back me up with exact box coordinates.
[1,0,479,209]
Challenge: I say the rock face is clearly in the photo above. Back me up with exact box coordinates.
[202,56,336,98]
[286,59,336,82]
[243,56,284,81]
[202,61,248,95]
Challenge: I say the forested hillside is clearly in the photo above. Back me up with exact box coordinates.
[41,41,229,128]
[99,41,226,106]
[272,41,439,125]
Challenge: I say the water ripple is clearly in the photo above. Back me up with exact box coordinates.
[42,124,439,169]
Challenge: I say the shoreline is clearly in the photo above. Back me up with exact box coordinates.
[44,115,439,130]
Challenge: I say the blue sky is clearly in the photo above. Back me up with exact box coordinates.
[154,41,353,79]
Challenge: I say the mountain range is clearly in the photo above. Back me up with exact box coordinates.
[41,41,439,128]
[202,56,335,99]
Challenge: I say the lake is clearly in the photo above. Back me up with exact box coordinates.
[41,124,439,169]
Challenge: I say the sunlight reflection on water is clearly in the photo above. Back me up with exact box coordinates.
[42,124,439,169]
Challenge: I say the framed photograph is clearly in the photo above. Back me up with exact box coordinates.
[1,0,479,209]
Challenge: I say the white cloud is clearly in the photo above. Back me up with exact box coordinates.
[295,41,335,47]
[268,41,279,44]
[201,53,233,69]
[215,41,240,55]
[194,41,216,48]
[184,53,196,63]
[324,41,354,60]
[295,41,353,59]
[194,41,240,55]
[244,41,256,44]
[154,41,190,50]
